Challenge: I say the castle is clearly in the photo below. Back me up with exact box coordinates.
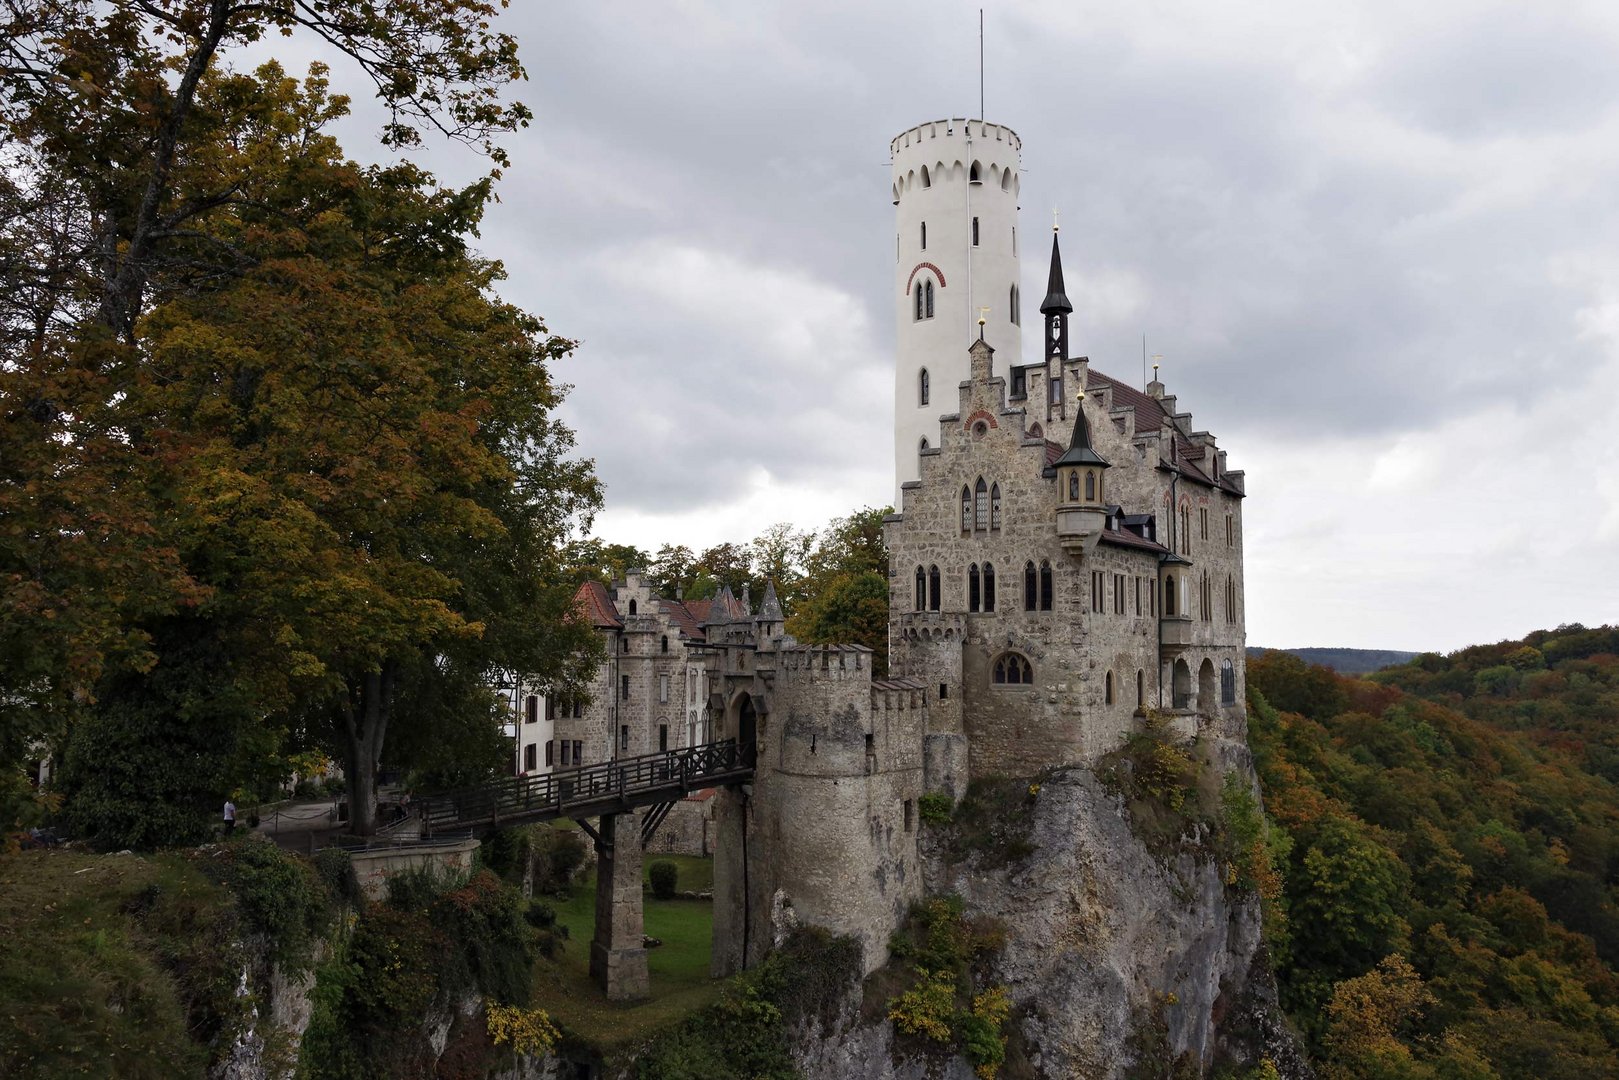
[555,117,1248,988]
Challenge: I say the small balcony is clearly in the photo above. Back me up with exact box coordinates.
[1159,615,1193,652]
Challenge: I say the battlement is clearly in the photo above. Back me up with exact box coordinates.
[775,644,874,683]
[896,611,966,642]
[891,118,1021,155]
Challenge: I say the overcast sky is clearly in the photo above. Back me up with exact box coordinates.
[318,1,1619,652]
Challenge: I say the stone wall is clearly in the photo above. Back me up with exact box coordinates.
[348,838,480,902]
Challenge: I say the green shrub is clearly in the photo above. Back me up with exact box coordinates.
[523,899,568,959]
[312,847,362,909]
[634,927,860,1079]
[384,861,461,912]
[649,860,679,900]
[219,839,330,968]
[428,870,537,1005]
[536,826,587,893]
[918,791,955,825]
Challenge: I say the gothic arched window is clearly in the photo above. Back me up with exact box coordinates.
[1068,472,1079,501]
[914,281,923,321]
[990,484,1001,530]
[969,564,981,612]
[1105,671,1115,705]
[924,279,935,319]
[1221,660,1236,706]
[661,635,669,654]
[974,477,989,531]
[1085,470,1096,501]
[983,562,996,612]
[919,368,930,406]
[1039,560,1054,611]
[914,565,926,612]
[960,486,972,532]
[1023,561,1037,611]
[992,653,1032,685]
[928,565,941,612]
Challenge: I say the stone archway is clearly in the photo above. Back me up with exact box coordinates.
[1172,658,1193,710]
[1197,658,1217,717]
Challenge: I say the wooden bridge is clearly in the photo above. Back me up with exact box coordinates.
[417,738,753,838]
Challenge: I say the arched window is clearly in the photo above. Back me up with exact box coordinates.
[969,564,981,612]
[990,484,1001,530]
[921,221,927,249]
[925,280,935,318]
[1137,669,1145,706]
[974,477,989,531]
[915,565,926,612]
[919,437,929,455]
[1039,560,1053,611]
[914,281,924,321]
[919,368,929,406]
[921,164,931,187]
[1068,472,1079,501]
[525,696,538,724]
[969,161,982,184]
[661,635,669,654]
[983,562,996,612]
[1221,660,1236,706]
[628,599,637,614]
[1010,283,1020,325]
[928,565,941,611]
[1105,671,1114,705]
[992,653,1032,685]
[1029,422,1042,439]
[960,486,972,532]
[972,216,980,246]
[1023,561,1037,611]
[1164,575,1176,616]
[1085,470,1096,501]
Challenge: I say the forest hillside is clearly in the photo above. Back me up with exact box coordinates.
[1248,624,1619,1079]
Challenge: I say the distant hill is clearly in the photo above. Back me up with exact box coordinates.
[1246,646,1419,675]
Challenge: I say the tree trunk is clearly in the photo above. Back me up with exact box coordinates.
[341,663,394,836]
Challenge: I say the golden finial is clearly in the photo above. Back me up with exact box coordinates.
[1151,354,1162,381]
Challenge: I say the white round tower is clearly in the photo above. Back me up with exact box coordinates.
[891,118,1023,498]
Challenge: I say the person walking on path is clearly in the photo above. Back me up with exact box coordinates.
[223,798,236,836]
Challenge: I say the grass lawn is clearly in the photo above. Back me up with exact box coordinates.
[530,855,721,1049]
[0,849,239,1079]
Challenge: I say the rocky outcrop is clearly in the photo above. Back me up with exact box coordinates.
[791,752,1310,1080]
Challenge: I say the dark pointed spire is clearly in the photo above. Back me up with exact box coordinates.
[1054,386,1109,468]
[1040,228,1073,316]
[757,579,783,623]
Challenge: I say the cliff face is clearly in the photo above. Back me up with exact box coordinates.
[792,753,1309,1080]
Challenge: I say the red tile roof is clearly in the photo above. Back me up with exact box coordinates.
[658,598,707,642]
[573,580,621,628]
[1086,368,1241,496]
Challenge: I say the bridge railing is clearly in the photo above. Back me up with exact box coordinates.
[418,737,751,833]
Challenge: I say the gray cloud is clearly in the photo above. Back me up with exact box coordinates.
[295,0,1619,648]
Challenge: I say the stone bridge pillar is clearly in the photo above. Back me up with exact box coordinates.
[588,812,649,1000]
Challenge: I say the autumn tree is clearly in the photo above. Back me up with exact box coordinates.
[0,0,535,840]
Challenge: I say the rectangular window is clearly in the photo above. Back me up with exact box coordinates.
[904,799,914,832]
[1090,571,1104,613]
[620,675,629,700]
[572,740,582,765]
[939,683,949,700]
[1050,376,1063,404]
[659,674,669,703]
[1114,574,1126,614]
[573,699,582,718]
[1011,368,1026,398]
[620,725,629,752]
[972,216,980,246]
[545,740,554,767]
[1226,514,1234,546]
[1200,507,1209,540]
[659,724,668,752]
[524,743,537,771]
[920,221,927,250]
